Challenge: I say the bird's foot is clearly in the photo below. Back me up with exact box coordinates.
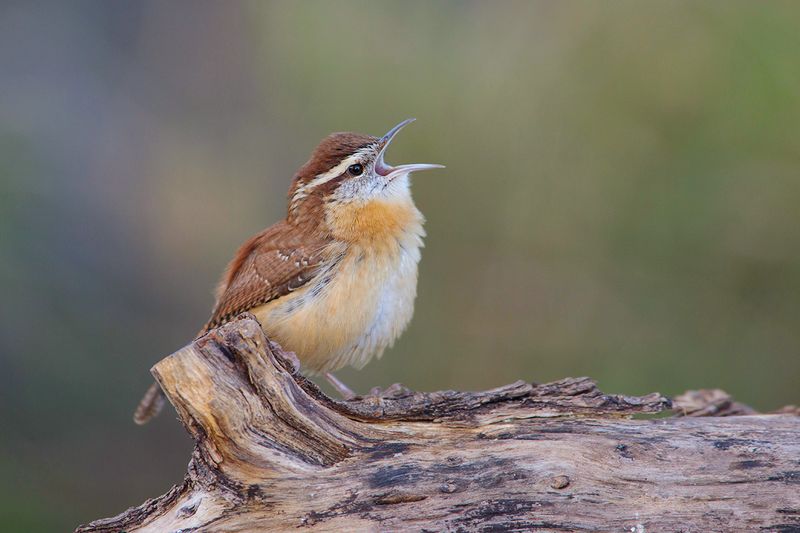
[367,383,413,400]
[277,346,301,374]
[323,374,413,402]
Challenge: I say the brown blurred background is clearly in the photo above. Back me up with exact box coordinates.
[1,1,799,530]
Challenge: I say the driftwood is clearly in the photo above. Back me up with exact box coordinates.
[79,315,800,532]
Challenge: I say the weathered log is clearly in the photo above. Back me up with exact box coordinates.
[78,315,800,532]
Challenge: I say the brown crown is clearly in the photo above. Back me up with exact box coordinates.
[296,132,377,185]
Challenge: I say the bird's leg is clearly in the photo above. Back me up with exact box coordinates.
[325,372,356,400]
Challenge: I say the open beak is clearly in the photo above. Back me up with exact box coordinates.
[375,118,445,179]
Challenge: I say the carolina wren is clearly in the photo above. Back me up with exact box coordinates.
[134,119,443,424]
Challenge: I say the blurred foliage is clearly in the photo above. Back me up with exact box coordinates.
[1,1,799,530]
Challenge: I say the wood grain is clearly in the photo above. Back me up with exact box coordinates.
[78,315,800,532]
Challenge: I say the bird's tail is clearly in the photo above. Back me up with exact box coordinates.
[134,326,210,425]
[133,381,166,425]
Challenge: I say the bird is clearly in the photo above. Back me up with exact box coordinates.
[133,119,443,424]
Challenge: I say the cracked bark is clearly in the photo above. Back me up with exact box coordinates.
[77,315,800,532]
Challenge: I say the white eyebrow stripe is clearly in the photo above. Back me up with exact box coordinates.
[291,146,374,204]
[305,154,360,189]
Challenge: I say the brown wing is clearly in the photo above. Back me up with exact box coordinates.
[201,222,329,334]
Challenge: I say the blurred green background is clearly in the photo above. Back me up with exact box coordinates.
[1,1,799,530]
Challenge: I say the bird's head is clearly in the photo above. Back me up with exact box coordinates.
[288,119,442,223]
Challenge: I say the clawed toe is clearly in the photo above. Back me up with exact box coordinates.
[366,383,412,399]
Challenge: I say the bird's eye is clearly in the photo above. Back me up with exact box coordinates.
[348,163,364,176]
